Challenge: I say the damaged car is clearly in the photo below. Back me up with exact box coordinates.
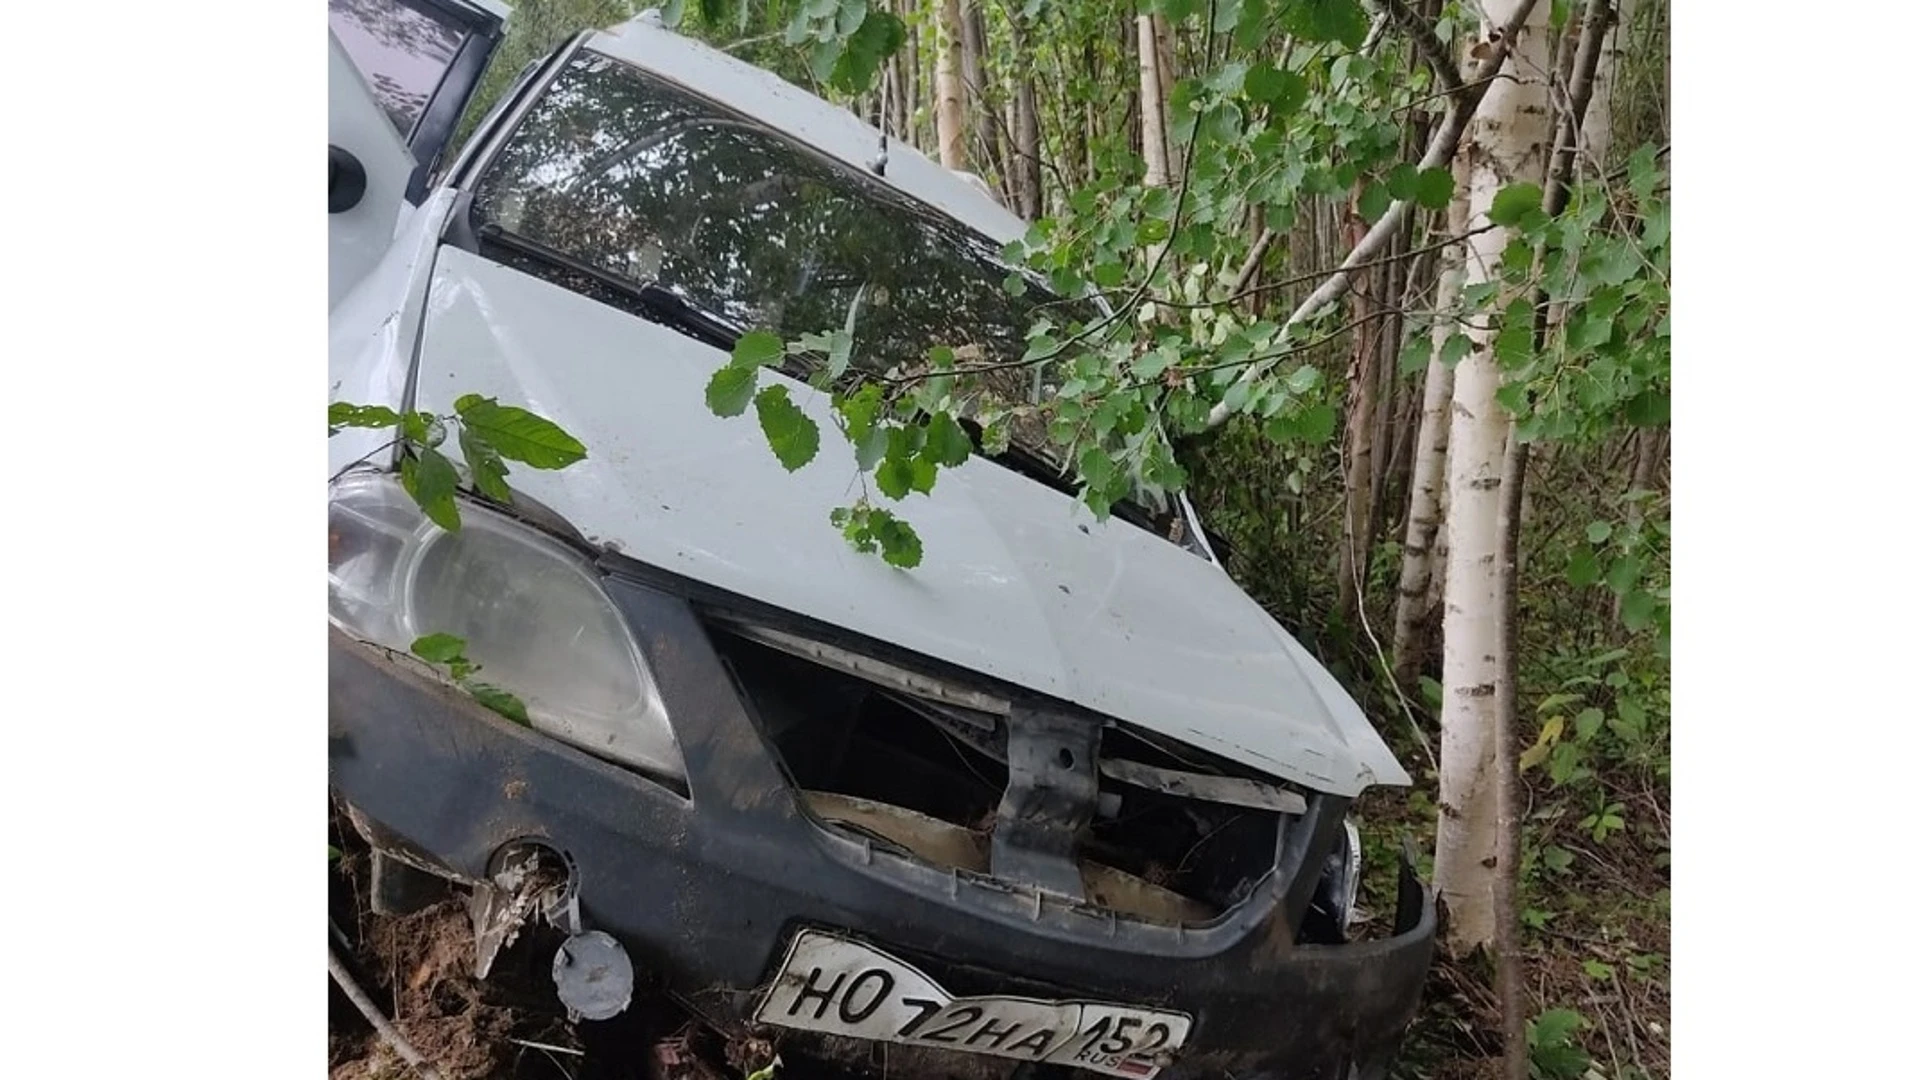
[328,5,1437,1078]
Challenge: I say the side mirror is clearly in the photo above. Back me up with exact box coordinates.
[329,145,368,214]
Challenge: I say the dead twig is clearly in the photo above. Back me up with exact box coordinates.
[329,946,447,1080]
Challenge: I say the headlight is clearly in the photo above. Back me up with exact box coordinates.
[328,471,685,782]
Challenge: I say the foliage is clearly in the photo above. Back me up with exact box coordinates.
[409,632,533,726]
[328,395,586,531]
[1527,1008,1592,1080]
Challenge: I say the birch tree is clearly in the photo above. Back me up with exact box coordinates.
[934,0,968,169]
[1432,0,1553,954]
[1391,157,1472,688]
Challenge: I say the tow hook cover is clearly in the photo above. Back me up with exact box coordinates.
[552,930,635,1021]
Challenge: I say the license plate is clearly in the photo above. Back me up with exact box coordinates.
[754,930,1192,1079]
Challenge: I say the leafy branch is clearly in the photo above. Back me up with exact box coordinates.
[409,633,531,726]
[328,395,586,531]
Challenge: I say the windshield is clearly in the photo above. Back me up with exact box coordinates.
[468,49,1098,409]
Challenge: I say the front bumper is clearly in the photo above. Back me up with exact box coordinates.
[328,575,1437,1080]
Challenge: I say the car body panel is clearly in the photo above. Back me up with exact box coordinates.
[408,246,1410,796]
[328,0,507,309]
[331,609,1435,1080]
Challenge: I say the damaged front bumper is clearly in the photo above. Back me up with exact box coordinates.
[329,573,1437,1080]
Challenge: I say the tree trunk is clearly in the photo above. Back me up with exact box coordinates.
[1135,15,1171,188]
[1336,207,1380,631]
[1392,158,1472,689]
[1579,0,1633,171]
[1009,16,1044,221]
[934,0,968,170]
[1433,0,1552,956]
[901,0,920,146]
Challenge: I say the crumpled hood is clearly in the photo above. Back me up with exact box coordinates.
[410,246,1410,796]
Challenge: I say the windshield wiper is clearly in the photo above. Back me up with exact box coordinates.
[476,225,741,351]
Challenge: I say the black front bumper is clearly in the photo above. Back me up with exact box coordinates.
[329,576,1437,1080]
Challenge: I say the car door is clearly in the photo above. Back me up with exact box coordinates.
[329,0,507,309]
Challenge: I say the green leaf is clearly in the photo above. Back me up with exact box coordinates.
[1488,182,1544,227]
[1140,186,1175,220]
[1297,403,1337,444]
[466,682,531,726]
[329,402,402,430]
[706,365,758,417]
[731,329,786,369]
[1440,332,1472,367]
[923,412,972,467]
[1002,273,1028,297]
[1245,64,1308,115]
[1385,164,1421,201]
[1620,589,1658,632]
[401,411,443,447]
[1624,389,1669,427]
[456,400,587,469]
[1282,0,1368,47]
[1605,555,1645,596]
[1204,60,1248,97]
[1494,297,1536,368]
[753,385,822,471]
[1357,182,1390,223]
[1586,521,1613,544]
[835,382,883,440]
[1286,365,1322,393]
[400,447,462,531]
[1414,167,1455,211]
[459,425,513,503]
[1530,1008,1585,1048]
[829,11,905,94]
[870,508,923,567]
[410,633,467,665]
[875,452,915,499]
[1566,549,1600,587]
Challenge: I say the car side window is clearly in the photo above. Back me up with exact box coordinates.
[329,0,467,139]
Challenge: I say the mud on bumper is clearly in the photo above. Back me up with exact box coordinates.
[329,576,1437,1080]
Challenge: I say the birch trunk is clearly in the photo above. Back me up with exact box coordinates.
[901,0,920,146]
[934,0,968,170]
[1135,15,1171,188]
[1392,158,1472,688]
[1433,0,1553,955]
[1579,0,1634,170]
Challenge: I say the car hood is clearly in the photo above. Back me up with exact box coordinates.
[409,246,1410,796]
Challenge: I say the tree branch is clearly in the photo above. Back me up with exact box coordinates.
[1380,0,1463,93]
[1156,223,1495,312]
[329,947,446,1080]
[1201,0,1543,433]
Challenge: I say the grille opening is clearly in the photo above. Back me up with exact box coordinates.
[1088,726,1287,913]
[711,625,1006,828]
[711,621,1288,923]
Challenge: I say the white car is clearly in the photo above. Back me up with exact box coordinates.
[328,6,1435,1078]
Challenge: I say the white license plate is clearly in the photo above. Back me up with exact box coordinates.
[754,930,1192,1079]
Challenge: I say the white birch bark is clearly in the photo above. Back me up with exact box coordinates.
[934,0,968,170]
[1579,0,1636,170]
[1136,16,1171,188]
[1390,159,1472,687]
[1433,0,1554,954]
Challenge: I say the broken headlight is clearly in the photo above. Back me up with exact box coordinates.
[328,470,686,782]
